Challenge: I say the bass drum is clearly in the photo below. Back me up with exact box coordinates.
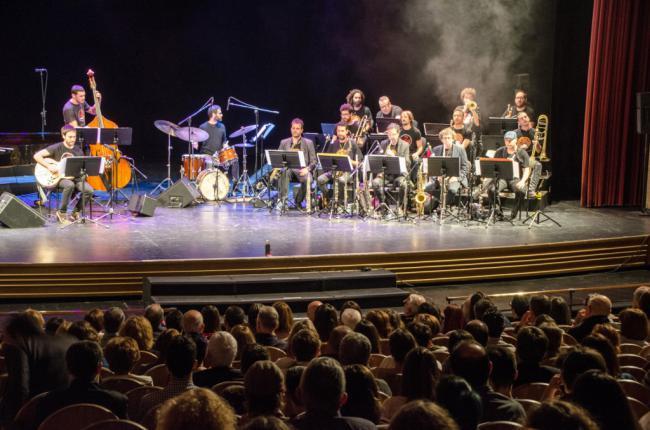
[196,169,230,201]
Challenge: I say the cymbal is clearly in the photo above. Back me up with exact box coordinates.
[154,120,179,136]
[175,127,210,143]
[233,142,255,148]
[229,124,257,139]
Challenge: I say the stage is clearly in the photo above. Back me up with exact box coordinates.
[0,198,649,301]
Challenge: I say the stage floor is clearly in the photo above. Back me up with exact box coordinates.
[1,199,650,264]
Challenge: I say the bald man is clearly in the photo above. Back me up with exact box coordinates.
[568,294,612,342]
[307,301,323,322]
[183,310,207,365]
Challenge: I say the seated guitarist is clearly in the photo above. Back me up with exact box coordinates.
[33,125,94,224]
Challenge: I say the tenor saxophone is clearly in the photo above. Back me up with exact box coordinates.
[414,164,427,216]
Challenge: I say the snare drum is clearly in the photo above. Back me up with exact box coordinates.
[196,169,230,201]
[218,147,238,166]
[181,154,206,180]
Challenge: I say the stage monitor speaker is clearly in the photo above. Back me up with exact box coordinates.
[0,192,46,228]
[128,194,157,216]
[638,92,650,135]
[156,177,200,208]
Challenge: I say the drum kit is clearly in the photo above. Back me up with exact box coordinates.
[151,119,258,201]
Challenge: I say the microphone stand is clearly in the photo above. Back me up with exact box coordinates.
[178,97,214,177]
[36,69,48,135]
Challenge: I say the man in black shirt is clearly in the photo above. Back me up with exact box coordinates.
[62,85,99,127]
[505,89,536,125]
[346,89,374,130]
[317,123,363,205]
[196,105,239,182]
[486,131,530,219]
[376,95,403,120]
[399,110,425,183]
[515,112,542,195]
[33,125,94,224]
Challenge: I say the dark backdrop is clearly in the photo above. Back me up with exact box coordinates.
[0,1,589,199]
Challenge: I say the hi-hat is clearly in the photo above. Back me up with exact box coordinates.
[175,127,209,143]
[154,120,179,136]
[229,124,257,139]
[234,142,255,148]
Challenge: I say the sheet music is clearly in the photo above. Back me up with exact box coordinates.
[474,160,481,176]
[512,160,520,179]
[398,156,406,174]
[297,150,306,168]
[265,150,272,165]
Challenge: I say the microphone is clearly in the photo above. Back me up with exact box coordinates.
[34,68,47,72]
[227,97,231,111]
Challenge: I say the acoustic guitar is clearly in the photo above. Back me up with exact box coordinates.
[34,156,73,188]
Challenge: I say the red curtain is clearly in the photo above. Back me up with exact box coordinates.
[581,0,650,207]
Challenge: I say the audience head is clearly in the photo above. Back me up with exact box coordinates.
[464,320,488,347]
[306,301,323,322]
[224,305,246,330]
[632,285,650,308]
[417,302,442,322]
[152,328,180,362]
[447,329,474,353]
[510,295,530,320]
[120,315,154,351]
[365,309,392,338]
[403,294,427,317]
[201,305,221,334]
[144,304,164,331]
[300,357,347,416]
[44,317,65,336]
[637,290,650,319]
[231,324,256,360]
[157,387,236,430]
[463,291,485,321]
[286,319,317,357]
[442,304,464,332]
[104,336,140,374]
[164,308,183,331]
[182,309,204,334]
[24,309,45,329]
[516,326,548,364]
[586,294,611,317]
[247,303,263,334]
[244,360,285,416]
[221,385,246,416]
[256,305,279,334]
[549,297,572,325]
[241,343,270,375]
[103,307,126,334]
[389,328,417,364]
[325,325,352,358]
[389,400,459,430]
[581,334,620,376]
[450,341,490,389]
[401,347,439,401]
[339,300,362,318]
[487,346,517,393]
[272,301,293,335]
[83,308,104,332]
[619,307,649,341]
[525,400,599,430]
[284,365,306,418]
[560,346,607,393]
[291,328,321,362]
[66,340,103,381]
[530,294,552,317]
[407,321,433,348]
[341,308,362,329]
[473,298,496,321]
[354,319,381,353]
[591,323,621,353]
[341,364,381,423]
[339,332,371,366]
[414,313,441,337]
[165,335,197,379]
[313,303,338,342]
[241,416,290,430]
[435,375,482,430]
[482,310,506,339]
[68,320,100,342]
[205,331,237,368]
[386,308,404,332]
[539,322,563,358]
[4,311,45,341]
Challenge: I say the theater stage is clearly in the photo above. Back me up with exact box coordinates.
[0,200,648,301]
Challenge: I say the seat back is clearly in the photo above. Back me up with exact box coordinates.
[100,377,145,394]
[512,382,549,401]
[37,403,117,430]
[265,346,287,362]
[618,354,649,368]
[126,386,163,423]
[139,404,162,430]
[82,419,147,430]
[477,421,524,430]
[620,343,643,355]
[628,396,650,420]
[13,391,48,430]
[515,398,541,414]
[621,365,647,382]
[619,379,650,406]
[369,353,387,368]
[212,380,245,396]
[144,364,169,387]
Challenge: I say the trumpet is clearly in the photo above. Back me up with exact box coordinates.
[465,100,477,111]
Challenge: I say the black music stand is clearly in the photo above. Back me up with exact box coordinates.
[318,153,353,219]
[59,156,107,229]
[375,118,401,133]
[426,156,460,224]
[487,117,518,135]
[366,154,406,220]
[97,127,133,220]
[479,158,516,228]
[266,149,306,214]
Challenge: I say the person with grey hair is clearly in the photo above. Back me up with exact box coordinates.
[144,304,164,340]
[568,294,612,342]
[402,294,426,323]
[256,306,288,350]
[291,357,375,430]
[183,309,207,365]
[341,308,362,329]
[193,331,242,388]
[376,96,403,119]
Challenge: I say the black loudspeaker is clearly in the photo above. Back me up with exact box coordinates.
[638,92,650,135]
[156,177,201,208]
[128,194,157,216]
[0,192,46,228]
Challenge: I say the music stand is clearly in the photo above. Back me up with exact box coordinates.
[98,127,133,218]
[487,117,517,135]
[426,156,460,224]
[320,123,337,137]
[478,158,517,227]
[75,127,110,211]
[59,156,107,229]
[318,153,353,219]
[265,149,306,214]
[366,154,406,220]
[375,118,401,133]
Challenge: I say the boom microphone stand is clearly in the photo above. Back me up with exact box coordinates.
[35,68,48,135]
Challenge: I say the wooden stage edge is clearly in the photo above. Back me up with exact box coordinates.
[0,234,648,301]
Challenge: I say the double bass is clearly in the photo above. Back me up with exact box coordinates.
[85,69,131,191]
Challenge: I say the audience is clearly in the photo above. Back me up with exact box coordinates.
[157,387,236,430]
[241,343,271,375]
[354,319,381,353]
[242,416,291,430]
[515,326,559,385]
[241,360,286,423]
[509,295,529,322]
[435,375,482,430]
[120,315,154,352]
[101,307,126,347]
[379,328,416,371]
[442,304,464,333]
[183,309,208,365]
[68,320,100,342]
[550,297,572,325]
[341,364,382,424]
[341,308,362,329]
[339,332,392,396]
[273,301,294,340]
[487,345,517,397]
[483,310,514,351]
[525,400,599,430]
[322,325,352,360]
[389,400,459,430]
[313,303,338,342]
[144,304,165,340]
[464,320,488,347]
[619,307,649,346]
[84,308,104,333]
[103,336,153,385]
[224,305,246,331]
[200,304,221,340]
[248,303,263,335]
[193,331,241,388]
[402,294,426,323]
[255,305,288,350]
[568,294,612,342]
[306,300,323,322]
[284,365,306,418]
[164,308,183,332]
[231,323,256,360]
[365,309,392,338]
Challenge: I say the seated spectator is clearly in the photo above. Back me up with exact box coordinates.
[366,309,393,338]
[0,312,75,424]
[283,319,318,358]
[572,370,638,430]
[341,365,382,424]
[341,308,362,330]
[442,304,464,333]
[568,294,611,342]
[618,308,649,346]
[313,303,338,342]
[44,317,66,336]
[277,329,320,370]
[379,328,416,371]
[581,334,624,378]
[157,387,236,430]
[544,346,607,400]
[183,309,208,365]
[84,308,104,334]
[101,307,125,347]
[632,285,650,308]
[283,365,306,418]
[339,333,392,396]
[200,305,221,341]
[273,301,294,340]
[447,329,474,353]
[386,309,405,332]
[535,314,556,326]
[139,335,197,415]
[389,399,459,430]
[36,341,127,425]
[306,301,323,322]
[487,345,517,398]
[509,295,529,323]
[591,323,621,354]
[120,316,154,352]
[255,305,288,350]
[248,303,263,335]
[525,400,598,430]
[414,313,441,338]
[291,357,375,430]
[406,321,433,349]
[223,305,246,331]
[417,302,442,323]
[68,320,100,342]
[381,347,439,422]
[539,323,563,363]
[464,320,488,347]
[221,384,246,416]
[402,294,427,324]
[515,326,559,386]
[473,298,497,321]
[322,325,352,360]
[483,310,514,351]
[549,297,572,325]
[103,336,153,385]
[355,319,381,353]
[519,294,551,327]
[144,304,165,340]
[435,375,482,430]
[164,308,183,332]
[449,340,525,423]
[231,324,256,361]
[241,361,286,424]
[242,416,290,430]
[193,331,241,388]
[241,344,271,375]
[148,328,180,370]
[339,300,362,320]
[462,292,485,322]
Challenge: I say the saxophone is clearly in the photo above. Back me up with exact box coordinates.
[414,163,427,216]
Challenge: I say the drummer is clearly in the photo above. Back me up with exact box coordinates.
[195,104,239,180]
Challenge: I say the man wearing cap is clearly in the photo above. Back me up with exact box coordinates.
[486,131,530,219]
